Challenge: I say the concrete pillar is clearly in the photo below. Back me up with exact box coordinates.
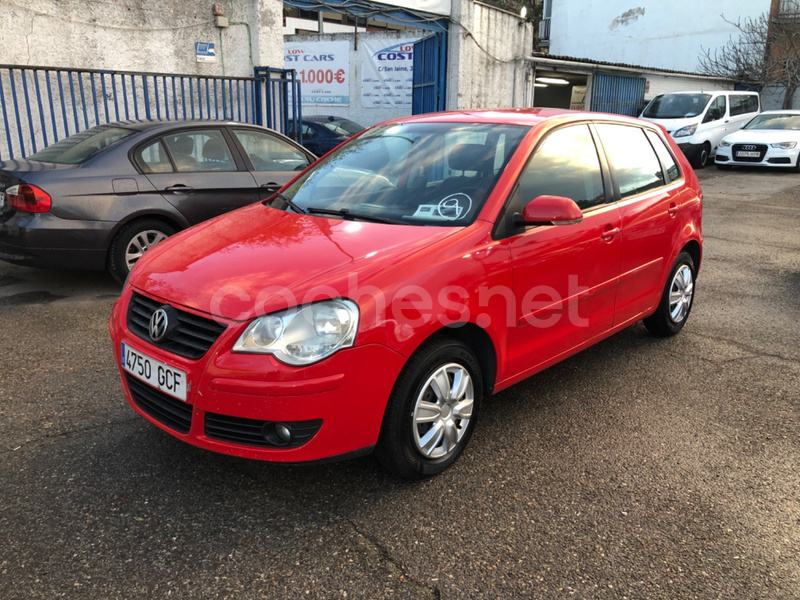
[447,0,475,110]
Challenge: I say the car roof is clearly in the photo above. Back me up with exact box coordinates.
[100,119,270,134]
[757,109,800,115]
[377,108,648,128]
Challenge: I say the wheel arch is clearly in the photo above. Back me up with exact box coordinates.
[423,323,498,398]
[106,212,185,255]
[681,239,702,273]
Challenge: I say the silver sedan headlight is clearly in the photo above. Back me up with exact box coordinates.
[233,299,359,365]
[770,141,798,149]
[718,140,732,148]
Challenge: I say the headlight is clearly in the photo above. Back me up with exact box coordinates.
[770,141,797,149]
[718,140,731,148]
[672,124,697,138]
[233,299,359,365]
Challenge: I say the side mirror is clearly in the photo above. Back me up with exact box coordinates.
[704,108,721,123]
[514,195,583,227]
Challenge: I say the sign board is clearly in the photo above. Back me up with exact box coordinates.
[570,85,587,110]
[195,42,216,63]
[360,40,416,109]
[284,41,350,106]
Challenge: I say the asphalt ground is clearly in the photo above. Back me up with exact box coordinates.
[0,167,798,599]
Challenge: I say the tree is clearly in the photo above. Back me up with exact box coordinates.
[698,2,800,109]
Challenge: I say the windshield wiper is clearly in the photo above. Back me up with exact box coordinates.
[305,207,406,225]
[266,191,307,215]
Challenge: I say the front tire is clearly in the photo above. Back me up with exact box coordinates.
[643,251,696,337]
[108,219,175,283]
[375,337,482,479]
[695,143,711,169]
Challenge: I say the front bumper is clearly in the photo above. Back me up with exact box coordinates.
[675,141,705,163]
[0,212,111,270]
[109,287,407,463]
[714,146,799,169]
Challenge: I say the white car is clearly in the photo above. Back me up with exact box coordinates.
[715,110,800,171]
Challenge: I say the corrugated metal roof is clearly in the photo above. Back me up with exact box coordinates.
[529,52,736,81]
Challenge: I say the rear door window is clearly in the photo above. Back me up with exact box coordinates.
[645,130,681,183]
[162,129,237,172]
[595,124,664,198]
[730,94,760,116]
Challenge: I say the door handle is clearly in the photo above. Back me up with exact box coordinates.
[260,182,280,193]
[601,226,620,241]
[165,184,193,193]
[668,203,679,217]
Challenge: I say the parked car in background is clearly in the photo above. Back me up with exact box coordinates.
[0,120,316,282]
[287,115,366,155]
[715,110,800,171]
[109,108,703,478]
[640,90,760,168]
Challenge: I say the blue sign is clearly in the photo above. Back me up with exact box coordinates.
[195,42,216,63]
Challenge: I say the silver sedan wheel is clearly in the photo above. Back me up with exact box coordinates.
[412,363,474,459]
[669,264,694,323]
[125,230,169,270]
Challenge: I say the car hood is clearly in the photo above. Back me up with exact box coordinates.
[129,203,460,321]
[639,116,697,134]
[721,129,800,144]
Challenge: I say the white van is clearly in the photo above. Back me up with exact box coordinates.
[640,90,761,168]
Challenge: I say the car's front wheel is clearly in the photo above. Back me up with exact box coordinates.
[376,337,482,479]
[108,219,175,283]
[695,143,711,169]
[643,251,696,337]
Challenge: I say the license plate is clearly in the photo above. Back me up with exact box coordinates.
[121,342,188,401]
[735,151,761,158]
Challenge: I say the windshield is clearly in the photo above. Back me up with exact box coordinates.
[321,118,364,136]
[279,122,529,226]
[30,125,135,164]
[744,113,800,130]
[642,93,712,119]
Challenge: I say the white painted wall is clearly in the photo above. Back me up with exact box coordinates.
[447,0,533,110]
[644,75,733,102]
[0,0,285,77]
[549,0,773,73]
[284,31,426,128]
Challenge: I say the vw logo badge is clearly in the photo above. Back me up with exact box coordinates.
[149,308,169,342]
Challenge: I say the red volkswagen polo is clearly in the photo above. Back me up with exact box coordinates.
[109,109,703,478]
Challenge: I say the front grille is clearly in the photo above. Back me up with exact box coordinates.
[127,292,227,359]
[732,143,768,162]
[205,413,322,449]
[125,374,192,434]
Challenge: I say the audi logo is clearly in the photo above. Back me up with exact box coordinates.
[742,145,758,151]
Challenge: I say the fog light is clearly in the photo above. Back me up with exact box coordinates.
[275,423,292,443]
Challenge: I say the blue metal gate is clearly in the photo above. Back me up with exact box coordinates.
[0,64,301,161]
[412,32,448,115]
[590,73,646,117]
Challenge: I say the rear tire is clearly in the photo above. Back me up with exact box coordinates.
[643,251,696,337]
[375,337,482,479]
[108,219,175,284]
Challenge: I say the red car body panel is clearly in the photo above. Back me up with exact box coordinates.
[110,109,703,464]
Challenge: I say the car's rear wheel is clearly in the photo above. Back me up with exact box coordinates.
[108,219,175,283]
[375,337,482,479]
[643,251,696,337]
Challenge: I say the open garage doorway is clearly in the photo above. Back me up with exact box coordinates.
[531,70,588,110]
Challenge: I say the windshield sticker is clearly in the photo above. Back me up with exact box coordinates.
[406,194,473,221]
